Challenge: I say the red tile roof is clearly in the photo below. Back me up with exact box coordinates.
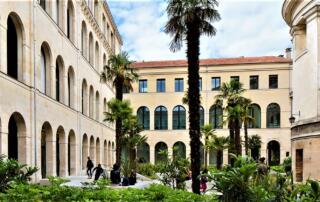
[133,56,292,68]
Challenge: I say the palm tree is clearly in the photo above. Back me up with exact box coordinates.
[101,52,138,165]
[248,134,262,161]
[215,80,245,162]
[122,115,147,170]
[201,124,216,169]
[103,98,133,165]
[209,136,229,170]
[165,0,220,194]
[239,97,254,155]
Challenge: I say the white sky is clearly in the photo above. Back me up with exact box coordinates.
[108,0,292,61]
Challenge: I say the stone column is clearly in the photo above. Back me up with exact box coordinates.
[47,138,57,177]
[51,65,56,99]
[149,147,155,164]
[59,141,68,177]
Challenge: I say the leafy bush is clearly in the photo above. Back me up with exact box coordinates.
[0,183,214,201]
[0,155,38,192]
[137,163,158,179]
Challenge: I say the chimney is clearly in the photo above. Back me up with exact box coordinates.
[285,48,292,59]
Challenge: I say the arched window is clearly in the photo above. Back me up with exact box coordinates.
[209,105,223,129]
[55,56,64,103]
[155,142,168,164]
[89,32,94,65]
[67,0,75,42]
[267,103,280,128]
[95,42,99,70]
[103,54,107,66]
[89,86,94,118]
[137,142,150,163]
[102,15,106,35]
[248,104,261,128]
[7,13,24,81]
[67,66,75,108]
[155,106,168,130]
[267,140,280,166]
[173,105,186,129]
[40,47,46,94]
[137,107,150,130]
[95,91,100,121]
[173,141,186,159]
[81,21,88,57]
[200,106,204,127]
[82,79,88,115]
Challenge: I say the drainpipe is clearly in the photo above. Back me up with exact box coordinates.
[32,0,38,181]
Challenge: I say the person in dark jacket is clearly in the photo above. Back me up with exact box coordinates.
[110,163,121,184]
[128,170,137,185]
[92,164,104,181]
[86,157,94,179]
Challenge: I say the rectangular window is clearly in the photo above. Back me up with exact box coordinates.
[139,80,147,93]
[122,86,129,94]
[269,75,278,89]
[250,75,259,89]
[157,79,166,92]
[199,78,202,91]
[211,77,221,91]
[175,78,184,92]
[296,149,303,182]
[231,76,240,82]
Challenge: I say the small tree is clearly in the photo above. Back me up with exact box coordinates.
[201,124,216,169]
[122,115,147,171]
[248,135,262,161]
[209,136,229,170]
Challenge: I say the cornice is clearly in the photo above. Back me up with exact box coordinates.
[103,1,123,45]
[79,0,115,55]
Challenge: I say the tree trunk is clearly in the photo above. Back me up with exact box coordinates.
[115,81,124,166]
[186,21,201,194]
[244,121,249,155]
[217,150,223,170]
[228,121,235,166]
[235,118,242,156]
[204,136,208,169]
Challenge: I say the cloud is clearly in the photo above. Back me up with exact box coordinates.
[108,0,291,61]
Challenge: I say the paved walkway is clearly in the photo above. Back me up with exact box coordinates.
[62,175,160,189]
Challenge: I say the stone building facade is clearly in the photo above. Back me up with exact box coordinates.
[125,56,292,166]
[283,0,320,182]
[0,0,121,181]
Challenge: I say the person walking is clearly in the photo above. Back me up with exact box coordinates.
[92,164,104,181]
[86,157,94,179]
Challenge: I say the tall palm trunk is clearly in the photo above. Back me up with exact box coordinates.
[228,121,235,165]
[244,120,249,155]
[115,81,124,166]
[205,136,208,169]
[186,21,201,194]
[216,150,223,170]
[235,118,242,156]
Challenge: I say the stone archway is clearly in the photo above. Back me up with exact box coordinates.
[89,136,95,163]
[7,112,27,164]
[155,142,168,164]
[41,122,54,178]
[56,126,67,177]
[267,140,280,166]
[96,138,100,164]
[82,134,88,169]
[68,130,76,176]
[103,140,108,167]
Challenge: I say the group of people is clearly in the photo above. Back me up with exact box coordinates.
[86,157,137,186]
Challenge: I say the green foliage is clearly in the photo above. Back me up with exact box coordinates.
[0,183,213,202]
[48,176,70,186]
[103,99,132,123]
[0,155,38,192]
[156,150,190,190]
[136,163,158,179]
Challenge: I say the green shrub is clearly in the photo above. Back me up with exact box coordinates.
[0,183,214,201]
[136,163,158,179]
[0,155,38,192]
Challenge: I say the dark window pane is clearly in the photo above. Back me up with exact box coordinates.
[199,78,202,91]
[157,79,165,92]
[209,105,223,129]
[173,105,186,129]
[211,77,221,91]
[250,76,259,89]
[269,75,278,89]
[199,107,204,127]
[175,78,184,92]
[122,86,130,94]
[267,103,280,128]
[155,106,168,130]
[137,107,150,130]
[139,80,147,93]
[231,76,240,82]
